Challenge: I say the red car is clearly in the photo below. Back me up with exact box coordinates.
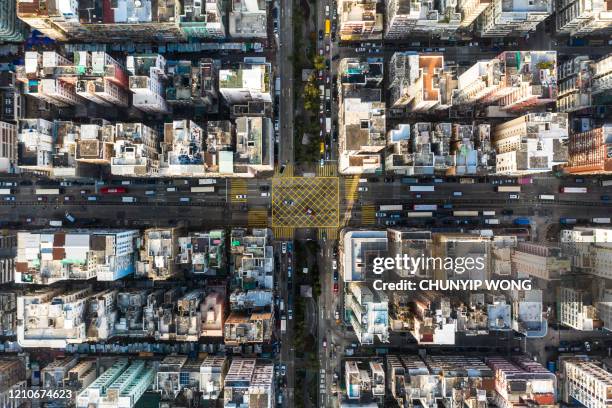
[100,187,126,194]
[333,283,338,293]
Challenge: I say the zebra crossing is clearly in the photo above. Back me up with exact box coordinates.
[248,209,269,227]
[318,228,338,240]
[344,177,360,202]
[361,204,376,225]
[230,180,248,203]
[273,227,295,240]
[317,164,337,177]
[275,164,294,177]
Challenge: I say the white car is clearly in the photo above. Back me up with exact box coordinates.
[332,260,337,270]
[509,194,519,199]
[281,242,287,254]
[235,194,247,199]
[358,186,368,192]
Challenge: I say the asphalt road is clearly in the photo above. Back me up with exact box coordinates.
[278,0,294,166]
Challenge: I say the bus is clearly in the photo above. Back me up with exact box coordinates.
[413,204,437,211]
[100,187,126,194]
[561,187,588,193]
[453,211,479,217]
[35,188,61,195]
[410,185,434,192]
[497,186,521,193]
[325,19,331,35]
[0,189,12,195]
[379,205,402,211]
[539,194,555,200]
[191,186,215,193]
[407,211,433,218]
[198,179,216,185]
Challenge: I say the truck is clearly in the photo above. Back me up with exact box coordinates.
[379,205,402,211]
[407,211,433,218]
[413,204,437,211]
[410,185,434,192]
[485,219,500,225]
[539,194,555,200]
[514,218,530,225]
[280,318,287,334]
[35,188,61,195]
[561,187,588,193]
[0,189,12,195]
[453,211,479,216]
[325,117,331,133]
[191,186,215,193]
[497,186,521,192]
[592,218,611,224]
[198,178,217,185]
[122,197,136,203]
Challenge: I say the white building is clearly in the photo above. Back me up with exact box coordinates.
[477,0,553,36]
[228,0,267,38]
[127,54,168,114]
[561,227,612,279]
[345,282,389,345]
[563,359,612,408]
[218,63,272,105]
[223,359,274,408]
[385,0,461,39]
[556,0,612,36]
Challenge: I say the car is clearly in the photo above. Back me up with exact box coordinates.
[333,270,338,281]
[318,30,323,40]
[4,196,15,201]
[355,47,366,53]
[325,44,330,53]
[281,365,286,376]
[509,194,519,199]
[331,32,336,42]
[375,212,386,218]
[287,242,293,252]
[415,194,422,198]
[63,196,72,201]
[453,191,462,196]
[335,310,340,320]
[332,246,338,257]
[288,309,293,320]
[575,178,585,183]
[260,192,270,197]
[385,220,397,226]
[235,194,247,199]
[305,208,314,215]
[320,158,325,167]
[602,195,610,201]
[325,4,330,15]
[287,266,292,278]
[389,214,401,219]
[501,209,514,216]
[281,242,287,254]
[332,260,337,270]
[37,196,47,202]
[358,186,368,192]
[283,199,294,206]
[319,48,324,56]
[325,59,330,69]
[333,282,339,293]
[323,337,327,348]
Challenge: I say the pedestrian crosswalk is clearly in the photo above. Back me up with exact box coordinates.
[344,177,360,202]
[317,164,337,177]
[230,180,248,203]
[361,204,376,225]
[318,228,338,240]
[275,164,294,177]
[273,227,295,240]
[248,209,269,227]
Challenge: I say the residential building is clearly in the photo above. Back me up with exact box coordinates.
[179,0,226,39]
[487,356,556,408]
[156,356,206,398]
[200,356,228,401]
[338,0,383,40]
[0,71,24,123]
[76,359,155,408]
[596,289,612,331]
[344,360,385,402]
[223,359,274,408]
[563,358,612,408]
[127,54,168,114]
[155,289,206,341]
[17,286,113,348]
[0,292,17,336]
[558,55,612,112]
[458,0,492,27]
[228,0,268,38]
[0,0,27,42]
[161,120,206,175]
[477,0,553,36]
[452,51,558,113]
[42,356,96,390]
[388,52,456,111]
[493,113,569,175]
[14,229,139,284]
[511,289,547,337]
[176,230,226,276]
[345,282,389,344]
[341,230,388,282]
[410,292,457,345]
[0,121,17,173]
[337,58,385,174]
[166,59,219,112]
[224,312,274,345]
[385,0,461,39]
[511,242,570,281]
[137,228,182,280]
[231,228,274,290]
[218,62,272,105]
[16,0,183,42]
[233,116,274,176]
[558,286,602,331]
[561,227,612,279]
[0,234,15,284]
[556,0,612,36]
[565,124,612,174]
[111,122,160,177]
[0,358,27,408]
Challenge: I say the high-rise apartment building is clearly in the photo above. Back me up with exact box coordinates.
[477,0,553,36]
[565,124,612,174]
